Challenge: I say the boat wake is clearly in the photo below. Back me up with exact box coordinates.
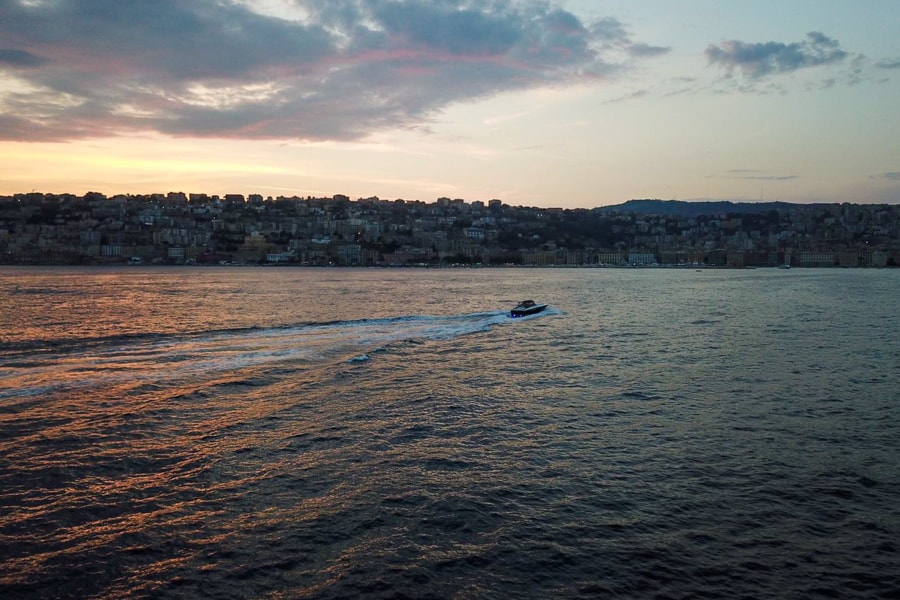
[1,310,551,401]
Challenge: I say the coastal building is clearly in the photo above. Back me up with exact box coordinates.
[795,251,836,267]
[598,252,626,265]
[628,252,657,266]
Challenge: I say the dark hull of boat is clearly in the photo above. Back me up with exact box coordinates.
[510,304,548,318]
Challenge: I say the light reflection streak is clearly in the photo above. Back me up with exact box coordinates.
[0,311,519,401]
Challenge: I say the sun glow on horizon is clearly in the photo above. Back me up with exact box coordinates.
[1,1,898,205]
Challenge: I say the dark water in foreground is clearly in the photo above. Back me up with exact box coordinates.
[1,267,898,599]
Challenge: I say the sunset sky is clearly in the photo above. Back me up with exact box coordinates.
[1,0,899,208]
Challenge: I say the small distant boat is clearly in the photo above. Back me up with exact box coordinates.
[778,263,791,270]
[510,299,548,318]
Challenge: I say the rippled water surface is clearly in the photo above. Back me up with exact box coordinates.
[1,266,899,599]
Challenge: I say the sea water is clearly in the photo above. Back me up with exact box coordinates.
[1,266,898,599]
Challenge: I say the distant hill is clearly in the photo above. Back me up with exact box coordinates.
[595,199,811,217]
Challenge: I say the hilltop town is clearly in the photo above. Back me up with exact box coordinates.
[2,192,899,267]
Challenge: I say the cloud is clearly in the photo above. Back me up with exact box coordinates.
[706,32,848,78]
[0,0,663,142]
[0,48,48,68]
[628,43,670,58]
[719,170,799,181]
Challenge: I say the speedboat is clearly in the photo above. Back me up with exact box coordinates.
[510,299,548,318]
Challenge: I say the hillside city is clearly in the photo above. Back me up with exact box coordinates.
[2,191,899,267]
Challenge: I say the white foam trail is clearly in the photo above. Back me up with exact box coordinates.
[1,310,549,399]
